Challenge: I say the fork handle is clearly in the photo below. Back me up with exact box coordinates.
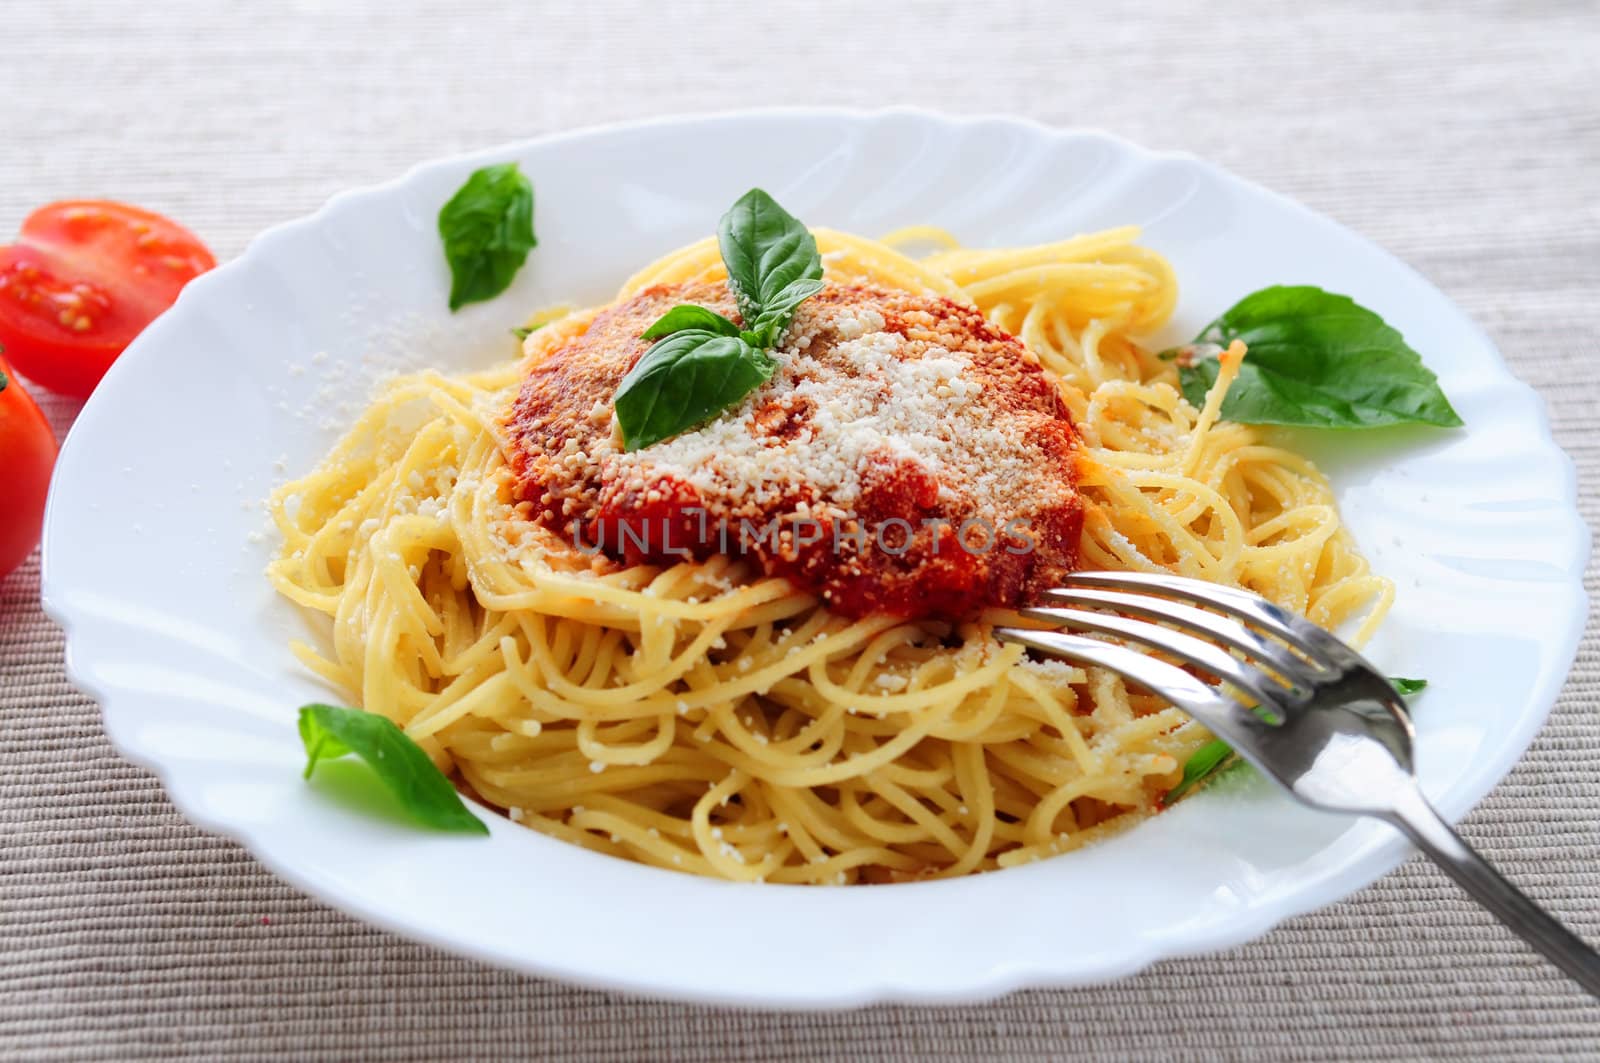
[1384,783,1600,998]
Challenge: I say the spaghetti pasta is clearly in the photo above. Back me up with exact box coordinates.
[268,224,1390,883]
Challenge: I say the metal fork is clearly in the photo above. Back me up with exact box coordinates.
[995,570,1600,997]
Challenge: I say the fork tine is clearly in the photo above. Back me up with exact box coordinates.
[1019,605,1307,710]
[1038,586,1325,686]
[1057,571,1367,670]
[993,626,1270,741]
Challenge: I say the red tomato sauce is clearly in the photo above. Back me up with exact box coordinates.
[503,281,1084,621]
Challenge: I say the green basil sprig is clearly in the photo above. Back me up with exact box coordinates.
[719,188,825,329]
[438,162,537,312]
[1164,677,1428,804]
[613,189,823,452]
[614,331,776,452]
[299,704,488,834]
[640,304,741,340]
[1174,286,1462,430]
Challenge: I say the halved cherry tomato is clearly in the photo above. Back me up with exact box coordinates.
[0,355,58,578]
[0,201,214,397]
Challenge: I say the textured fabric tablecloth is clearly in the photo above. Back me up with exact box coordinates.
[4,1,1598,1057]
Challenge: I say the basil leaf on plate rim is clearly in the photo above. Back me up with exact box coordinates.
[1165,677,1429,804]
[615,189,824,451]
[299,703,488,835]
[438,162,537,312]
[1173,286,1462,430]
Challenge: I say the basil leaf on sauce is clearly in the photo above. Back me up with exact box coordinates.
[1165,676,1428,804]
[298,704,488,834]
[717,188,824,326]
[511,323,545,341]
[747,276,826,348]
[614,330,775,451]
[1176,286,1462,429]
[438,163,537,312]
[641,304,742,340]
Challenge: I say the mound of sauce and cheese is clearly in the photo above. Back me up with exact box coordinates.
[503,282,1084,620]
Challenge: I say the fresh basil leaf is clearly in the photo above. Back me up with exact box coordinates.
[1390,676,1428,695]
[615,330,775,451]
[748,276,826,347]
[717,188,823,326]
[1165,739,1237,804]
[1178,286,1462,429]
[438,163,537,312]
[511,323,545,340]
[298,704,488,834]
[641,304,741,341]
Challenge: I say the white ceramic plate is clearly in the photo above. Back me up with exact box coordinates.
[41,110,1588,1008]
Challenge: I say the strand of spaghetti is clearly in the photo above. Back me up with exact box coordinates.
[923,227,1142,281]
[803,640,1023,715]
[692,771,786,880]
[1180,340,1247,478]
[876,225,962,252]
[1004,669,1100,773]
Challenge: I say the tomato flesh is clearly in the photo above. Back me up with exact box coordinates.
[0,360,58,578]
[0,201,214,397]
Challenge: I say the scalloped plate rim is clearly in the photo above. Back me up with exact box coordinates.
[40,107,1590,1008]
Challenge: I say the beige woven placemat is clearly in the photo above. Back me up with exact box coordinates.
[4,1,1598,1057]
